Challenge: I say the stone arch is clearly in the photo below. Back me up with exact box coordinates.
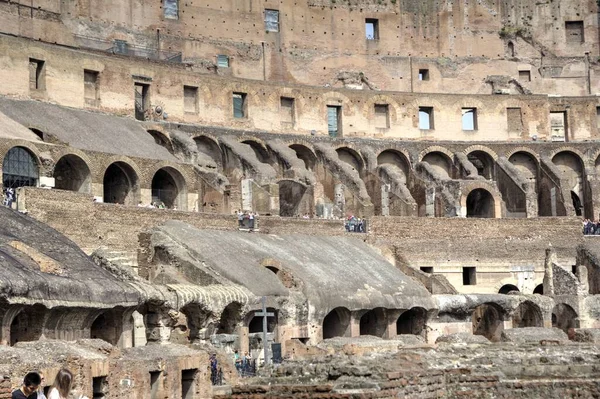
[362,94,400,123]
[467,150,495,180]
[322,307,351,339]
[103,161,140,205]
[217,302,244,334]
[241,139,273,164]
[421,150,453,179]
[552,150,585,216]
[464,188,496,218]
[90,310,121,345]
[2,146,40,189]
[499,284,520,294]
[278,179,310,217]
[151,166,187,210]
[377,149,410,177]
[472,303,504,342]
[194,135,223,168]
[43,308,95,341]
[248,308,278,333]
[508,41,515,57]
[508,150,538,181]
[180,303,214,342]
[533,284,544,295]
[9,306,46,346]
[359,308,387,338]
[396,307,427,336]
[512,301,543,328]
[289,144,317,171]
[147,129,174,153]
[335,146,364,175]
[551,303,578,333]
[53,154,92,193]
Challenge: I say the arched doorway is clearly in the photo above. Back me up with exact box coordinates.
[278,180,309,217]
[10,306,45,346]
[90,311,119,345]
[53,154,91,193]
[180,303,214,342]
[2,147,39,189]
[103,162,138,205]
[552,303,578,333]
[509,152,537,181]
[194,136,223,167]
[472,304,504,342]
[289,144,317,171]
[422,152,452,179]
[552,151,585,216]
[533,284,543,295]
[467,151,494,180]
[336,147,364,176]
[322,307,351,339]
[377,150,409,177]
[248,308,277,333]
[396,307,427,336]
[466,188,495,218]
[512,301,543,328]
[151,167,187,210]
[359,308,387,337]
[217,302,243,334]
[498,284,519,294]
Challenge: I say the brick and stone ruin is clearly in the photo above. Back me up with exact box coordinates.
[1,0,600,397]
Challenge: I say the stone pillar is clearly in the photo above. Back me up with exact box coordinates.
[140,187,152,207]
[238,326,249,354]
[384,310,402,339]
[334,183,346,217]
[349,314,361,337]
[425,187,436,217]
[543,247,556,295]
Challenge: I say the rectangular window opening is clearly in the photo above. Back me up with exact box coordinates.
[217,54,230,68]
[419,107,434,130]
[113,39,129,55]
[507,107,523,133]
[462,108,477,131]
[150,371,161,399]
[163,0,179,19]
[596,106,600,130]
[134,83,150,121]
[565,21,584,44]
[84,69,99,104]
[420,267,433,274]
[462,267,476,285]
[518,70,531,82]
[181,369,197,399]
[374,104,389,129]
[29,58,45,91]
[265,9,279,32]
[280,97,295,126]
[572,265,578,275]
[233,92,247,118]
[550,111,567,142]
[327,105,342,138]
[418,69,429,81]
[92,376,108,399]
[365,18,379,40]
[184,85,198,114]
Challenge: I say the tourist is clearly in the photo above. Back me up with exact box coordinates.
[47,369,73,399]
[3,187,14,208]
[233,350,243,372]
[209,353,219,385]
[237,210,244,228]
[36,373,47,399]
[11,372,41,399]
[248,212,255,231]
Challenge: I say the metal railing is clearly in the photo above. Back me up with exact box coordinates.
[73,35,182,63]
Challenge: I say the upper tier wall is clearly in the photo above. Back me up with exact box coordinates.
[0,0,598,93]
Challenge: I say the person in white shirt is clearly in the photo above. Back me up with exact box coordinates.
[47,369,72,399]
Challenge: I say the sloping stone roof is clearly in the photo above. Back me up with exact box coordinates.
[151,221,434,313]
[0,207,140,307]
[0,97,177,161]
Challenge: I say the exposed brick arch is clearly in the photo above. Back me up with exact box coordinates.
[463,145,498,160]
[460,183,502,218]
[418,145,454,162]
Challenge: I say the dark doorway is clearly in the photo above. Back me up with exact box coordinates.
[396,307,427,336]
[466,189,495,218]
[498,284,519,294]
[322,307,351,339]
[472,304,504,342]
[54,154,91,193]
[359,308,387,337]
[512,301,543,328]
[103,162,138,205]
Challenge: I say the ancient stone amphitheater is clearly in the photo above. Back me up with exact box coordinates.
[0,0,600,397]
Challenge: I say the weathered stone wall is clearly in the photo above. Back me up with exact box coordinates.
[369,215,582,294]
[1,36,600,141]
[0,0,597,95]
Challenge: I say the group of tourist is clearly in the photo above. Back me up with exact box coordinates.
[236,210,258,230]
[137,201,177,210]
[12,369,86,399]
[583,219,600,235]
[233,349,255,376]
[345,215,365,233]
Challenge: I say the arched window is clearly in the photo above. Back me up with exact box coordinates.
[2,147,39,189]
